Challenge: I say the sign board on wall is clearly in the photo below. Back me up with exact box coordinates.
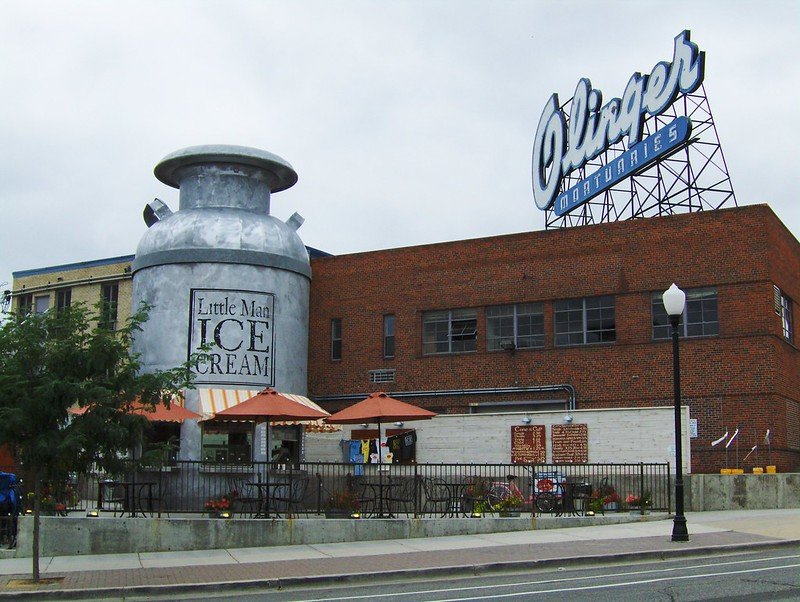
[188,288,275,386]
[551,424,589,463]
[511,425,546,463]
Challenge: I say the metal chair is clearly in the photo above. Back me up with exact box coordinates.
[422,477,451,517]
[143,478,170,518]
[226,477,261,518]
[386,476,417,516]
[270,475,310,518]
[346,474,376,517]
[98,480,128,517]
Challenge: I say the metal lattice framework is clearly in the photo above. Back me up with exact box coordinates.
[545,85,737,229]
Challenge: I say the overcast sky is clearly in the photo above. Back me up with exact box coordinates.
[2,0,798,294]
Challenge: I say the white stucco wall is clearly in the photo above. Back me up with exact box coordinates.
[304,406,691,471]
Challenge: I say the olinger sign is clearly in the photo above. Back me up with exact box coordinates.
[532,30,705,216]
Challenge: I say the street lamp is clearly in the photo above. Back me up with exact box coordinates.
[663,282,689,542]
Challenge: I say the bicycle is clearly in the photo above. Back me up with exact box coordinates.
[529,470,566,514]
[485,475,524,512]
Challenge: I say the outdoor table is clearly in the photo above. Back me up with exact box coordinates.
[98,480,155,517]
[441,481,469,517]
[248,471,305,518]
[355,476,395,517]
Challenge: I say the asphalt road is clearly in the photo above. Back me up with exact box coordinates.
[137,546,800,602]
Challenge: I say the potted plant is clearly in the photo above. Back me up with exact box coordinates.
[597,479,620,512]
[204,494,232,518]
[625,491,652,515]
[325,489,360,518]
[493,493,525,517]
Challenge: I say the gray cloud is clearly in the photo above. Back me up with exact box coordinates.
[2,0,798,290]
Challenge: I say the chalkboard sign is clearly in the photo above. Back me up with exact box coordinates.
[551,423,589,463]
[511,425,546,464]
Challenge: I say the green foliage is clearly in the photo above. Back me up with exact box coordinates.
[0,301,197,485]
[492,492,525,511]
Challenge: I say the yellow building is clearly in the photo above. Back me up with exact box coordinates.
[11,255,134,329]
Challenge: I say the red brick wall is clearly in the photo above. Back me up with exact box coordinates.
[308,205,800,472]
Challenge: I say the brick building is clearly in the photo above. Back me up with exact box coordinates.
[9,204,800,473]
[308,204,800,473]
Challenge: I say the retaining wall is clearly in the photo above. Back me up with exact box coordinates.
[686,473,800,511]
[14,513,649,558]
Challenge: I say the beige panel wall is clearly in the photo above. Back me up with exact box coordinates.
[305,406,691,471]
[12,259,133,324]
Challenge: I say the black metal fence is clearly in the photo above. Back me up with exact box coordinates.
[9,461,670,519]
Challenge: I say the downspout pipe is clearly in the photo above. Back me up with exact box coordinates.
[312,384,576,412]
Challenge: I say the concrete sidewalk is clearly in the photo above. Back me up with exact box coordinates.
[0,509,798,599]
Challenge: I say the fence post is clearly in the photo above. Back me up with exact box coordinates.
[638,462,645,515]
[413,463,419,518]
[667,462,672,514]
[315,472,322,515]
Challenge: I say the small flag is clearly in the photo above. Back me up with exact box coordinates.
[743,445,757,462]
[725,428,739,448]
[711,431,728,447]
[764,429,771,445]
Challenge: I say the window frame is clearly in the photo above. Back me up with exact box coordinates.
[201,421,254,464]
[383,314,396,359]
[16,293,32,315]
[780,291,793,343]
[422,308,478,355]
[652,288,719,340]
[554,295,616,346]
[330,318,342,361]
[34,294,50,314]
[100,282,120,331]
[56,288,72,314]
[486,302,545,351]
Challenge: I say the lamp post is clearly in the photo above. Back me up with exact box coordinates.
[663,283,689,542]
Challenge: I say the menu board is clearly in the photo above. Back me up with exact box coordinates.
[551,423,589,463]
[511,425,546,464]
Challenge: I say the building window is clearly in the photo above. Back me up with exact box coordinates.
[56,289,72,314]
[554,295,616,346]
[652,288,719,339]
[383,314,396,359]
[779,290,793,342]
[369,369,396,383]
[100,283,119,331]
[143,422,180,467]
[34,295,50,314]
[201,421,253,464]
[422,308,477,355]
[331,318,342,361]
[17,293,32,315]
[486,303,544,351]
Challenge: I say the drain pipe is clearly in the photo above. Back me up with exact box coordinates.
[312,384,576,412]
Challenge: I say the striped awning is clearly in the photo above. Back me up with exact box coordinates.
[198,389,340,432]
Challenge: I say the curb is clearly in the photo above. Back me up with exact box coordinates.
[1,538,797,600]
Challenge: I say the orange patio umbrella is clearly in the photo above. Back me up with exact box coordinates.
[68,397,202,422]
[324,392,437,426]
[212,387,330,423]
[213,387,330,517]
[325,392,436,516]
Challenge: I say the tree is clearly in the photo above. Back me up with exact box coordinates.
[0,302,197,581]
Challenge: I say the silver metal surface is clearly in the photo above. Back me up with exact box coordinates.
[132,145,310,462]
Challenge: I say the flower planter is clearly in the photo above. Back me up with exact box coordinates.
[498,511,521,517]
[325,510,352,519]
[629,509,651,516]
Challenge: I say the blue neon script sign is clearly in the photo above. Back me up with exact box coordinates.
[555,117,692,216]
[532,30,705,214]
